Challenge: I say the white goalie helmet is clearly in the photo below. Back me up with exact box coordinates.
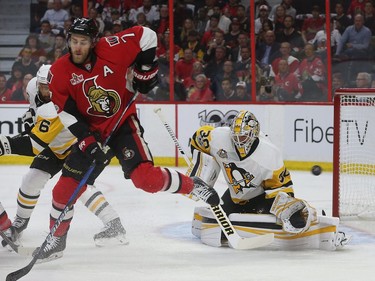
[230,110,260,156]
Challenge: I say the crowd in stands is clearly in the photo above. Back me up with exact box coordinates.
[2,0,375,103]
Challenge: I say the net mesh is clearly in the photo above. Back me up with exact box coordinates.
[338,94,375,218]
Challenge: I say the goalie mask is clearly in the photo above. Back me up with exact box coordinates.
[230,110,260,157]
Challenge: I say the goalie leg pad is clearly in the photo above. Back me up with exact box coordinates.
[0,135,11,155]
[192,207,223,247]
[270,192,317,234]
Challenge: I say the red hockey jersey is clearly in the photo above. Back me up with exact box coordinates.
[49,26,157,141]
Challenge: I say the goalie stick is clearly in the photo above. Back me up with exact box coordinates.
[153,107,274,250]
[0,230,35,256]
[6,92,139,281]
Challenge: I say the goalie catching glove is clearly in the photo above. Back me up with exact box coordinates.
[132,62,158,94]
[78,133,111,164]
[270,192,317,234]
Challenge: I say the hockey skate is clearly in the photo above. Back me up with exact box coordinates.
[33,233,67,263]
[191,176,220,206]
[1,226,19,249]
[335,231,351,249]
[93,217,129,247]
[1,215,30,248]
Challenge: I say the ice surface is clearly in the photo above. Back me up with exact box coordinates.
[0,165,374,281]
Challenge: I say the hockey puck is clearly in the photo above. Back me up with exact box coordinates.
[311,165,322,176]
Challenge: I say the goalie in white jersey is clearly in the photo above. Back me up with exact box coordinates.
[189,110,350,250]
[0,65,127,250]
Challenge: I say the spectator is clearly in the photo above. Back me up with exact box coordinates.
[255,4,272,35]
[335,14,372,60]
[204,46,227,81]
[297,43,327,101]
[88,7,105,35]
[332,72,347,95]
[301,5,325,44]
[38,20,56,53]
[271,41,299,75]
[364,1,375,35]
[311,21,341,58]
[128,0,160,27]
[254,0,272,17]
[0,74,12,102]
[273,4,287,37]
[355,71,372,88]
[47,32,68,63]
[270,0,296,20]
[347,0,366,18]
[236,5,250,33]
[11,73,33,101]
[230,32,250,62]
[194,7,209,36]
[12,46,38,77]
[233,80,251,101]
[182,61,206,90]
[203,30,230,63]
[257,20,274,45]
[6,65,24,96]
[40,0,70,30]
[175,48,197,82]
[153,4,169,37]
[332,2,352,35]
[223,0,240,18]
[20,34,47,66]
[69,2,83,21]
[275,15,305,58]
[273,59,302,101]
[178,30,205,61]
[62,18,72,37]
[112,20,123,33]
[215,77,236,101]
[186,74,214,102]
[212,59,239,95]
[256,30,281,69]
[224,18,242,48]
[201,14,222,48]
[177,18,196,46]
[217,6,232,34]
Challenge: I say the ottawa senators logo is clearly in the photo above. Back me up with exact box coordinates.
[223,162,255,194]
[83,76,121,117]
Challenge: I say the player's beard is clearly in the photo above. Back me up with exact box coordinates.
[71,49,90,64]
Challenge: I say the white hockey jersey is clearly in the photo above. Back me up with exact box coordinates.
[27,77,76,159]
[189,126,294,204]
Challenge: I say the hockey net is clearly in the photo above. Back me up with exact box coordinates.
[333,89,375,219]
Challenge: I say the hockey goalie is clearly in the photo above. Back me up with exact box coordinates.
[188,110,350,250]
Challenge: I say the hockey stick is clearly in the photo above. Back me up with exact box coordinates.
[153,107,274,250]
[0,230,35,256]
[7,92,139,281]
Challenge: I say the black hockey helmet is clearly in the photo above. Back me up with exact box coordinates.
[68,17,99,42]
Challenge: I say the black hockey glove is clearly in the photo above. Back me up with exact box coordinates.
[78,134,110,164]
[132,62,158,94]
[22,109,35,133]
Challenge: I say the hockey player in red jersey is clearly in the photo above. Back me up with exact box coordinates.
[36,18,219,261]
[0,203,11,232]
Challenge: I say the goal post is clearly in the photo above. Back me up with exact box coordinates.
[333,89,375,219]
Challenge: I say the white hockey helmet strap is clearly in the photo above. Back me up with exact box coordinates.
[230,110,260,155]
